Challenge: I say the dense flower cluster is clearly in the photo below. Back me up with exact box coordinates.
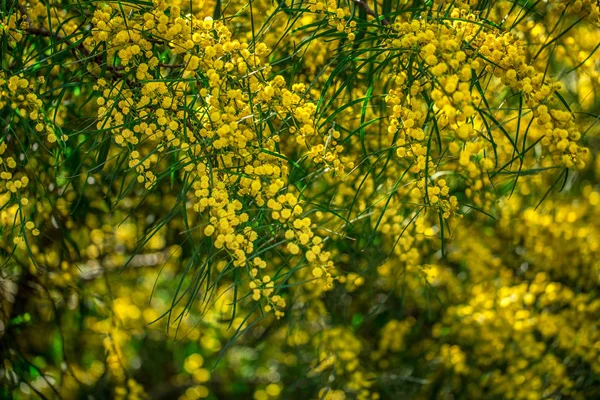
[1,0,599,399]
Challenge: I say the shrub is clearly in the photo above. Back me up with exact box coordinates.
[1,0,599,399]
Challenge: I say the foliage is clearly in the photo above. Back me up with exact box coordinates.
[1,0,599,399]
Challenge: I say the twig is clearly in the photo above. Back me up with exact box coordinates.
[159,62,184,68]
[17,1,149,86]
[352,0,390,26]
[26,26,126,77]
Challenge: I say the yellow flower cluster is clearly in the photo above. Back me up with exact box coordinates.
[103,328,147,400]
[308,327,379,400]
[308,0,356,40]
[0,74,47,245]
